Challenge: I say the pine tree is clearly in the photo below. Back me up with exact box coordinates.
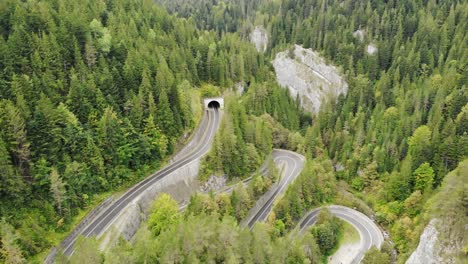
[408,125,432,169]
[1,101,31,179]
[0,138,25,205]
[144,114,168,159]
[49,168,67,216]
[156,89,176,138]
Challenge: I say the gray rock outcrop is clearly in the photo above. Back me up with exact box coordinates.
[272,45,348,113]
[406,219,443,264]
[250,26,268,52]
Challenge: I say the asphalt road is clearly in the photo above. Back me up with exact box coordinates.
[246,149,305,228]
[55,109,221,258]
[298,205,384,263]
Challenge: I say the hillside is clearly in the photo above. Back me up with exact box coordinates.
[0,0,277,260]
[155,0,468,262]
[407,160,467,264]
[1,0,467,263]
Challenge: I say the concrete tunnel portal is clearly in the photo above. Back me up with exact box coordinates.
[208,100,220,109]
[204,97,224,109]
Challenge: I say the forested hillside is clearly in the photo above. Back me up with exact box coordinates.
[154,0,263,35]
[200,85,308,181]
[0,0,291,260]
[1,0,467,262]
[260,0,467,260]
[157,0,468,262]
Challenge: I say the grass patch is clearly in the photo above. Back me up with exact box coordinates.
[323,221,361,264]
[340,221,360,244]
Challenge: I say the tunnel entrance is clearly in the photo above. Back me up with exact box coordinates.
[204,97,224,109]
[208,100,220,109]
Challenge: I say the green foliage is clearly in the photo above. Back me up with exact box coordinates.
[351,176,364,191]
[244,82,310,131]
[413,163,435,192]
[68,236,103,264]
[403,191,423,217]
[423,160,467,262]
[274,159,336,228]
[199,84,221,98]
[147,193,179,237]
[108,212,322,263]
[310,209,343,256]
[220,0,468,259]
[188,156,279,222]
[0,0,278,258]
[49,167,67,216]
[201,94,288,181]
[149,0,467,261]
[1,0,467,261]
[408,126,433,169]
[0,219,26,264]
[362,246,391,264]
[0,137,26,209]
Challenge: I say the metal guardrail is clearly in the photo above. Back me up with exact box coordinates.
[44,196,114,263]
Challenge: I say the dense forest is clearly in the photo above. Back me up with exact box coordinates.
[0,0,307,261]
[0,0,466,263]
[200,84,308,181]
[262,0,467,261]
[156,0,468,262]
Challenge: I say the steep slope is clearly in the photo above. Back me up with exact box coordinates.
[272,45,348,113]
[407,160,467,264]
[0,0,267,261]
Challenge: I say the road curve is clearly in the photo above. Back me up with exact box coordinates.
[51,109,221,259]
[298,205,384,263]
[245,149,305,228]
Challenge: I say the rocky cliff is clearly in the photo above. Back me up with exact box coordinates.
[272,45,348,113]
[406,219,443,264]
[406,160,467,264]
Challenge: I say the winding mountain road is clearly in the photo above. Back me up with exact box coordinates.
[245,150,305,228]
[298,205,384,263]
[46,109,221,261]
[47,105,383,264]
[243,149,384,263]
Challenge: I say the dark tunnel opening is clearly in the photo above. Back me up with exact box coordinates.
[208,100,220,109]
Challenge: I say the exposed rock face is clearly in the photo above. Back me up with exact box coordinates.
[272,45,348,113]
[353,29,365,41]
[250,26,268,52]
[367,44,378,55]
[406,219,443,264]
[200,175,227,192]
[407,160,467,264]
[235,82,245,95]
[407,215,466,264]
